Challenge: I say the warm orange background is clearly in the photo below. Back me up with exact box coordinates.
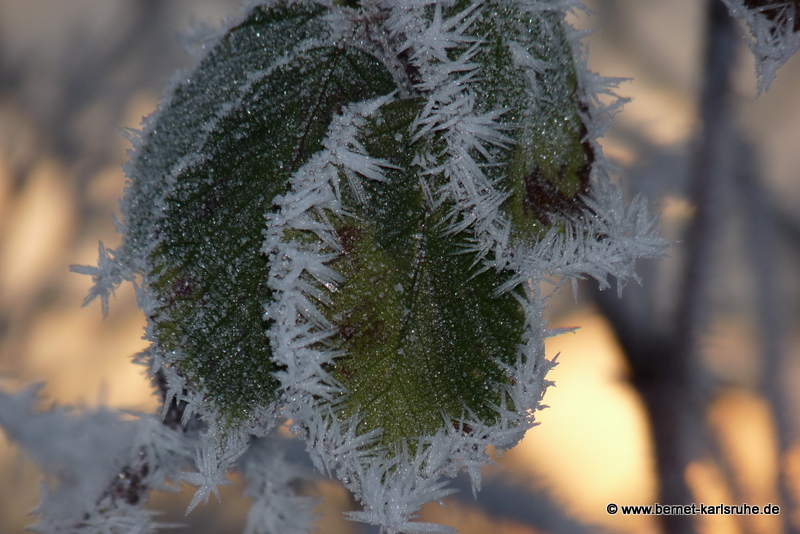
[2,1,800,533]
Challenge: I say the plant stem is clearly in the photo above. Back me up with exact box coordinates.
[736,144,798,534]
[596,2,740,533]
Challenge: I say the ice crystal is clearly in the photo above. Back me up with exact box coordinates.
[69,242,130,317]
[240,439,318,534]
[723,0,800,91]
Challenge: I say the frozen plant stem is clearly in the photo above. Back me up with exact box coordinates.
[680,0,739,374]
[736,145,798,534]
[598,3,742,534]
[595,2,800,533]
[662,2,738,533]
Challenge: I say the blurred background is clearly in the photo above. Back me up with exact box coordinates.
[1,1,799,533]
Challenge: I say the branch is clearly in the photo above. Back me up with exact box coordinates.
[734,141,798,534]
[595,2,742,533]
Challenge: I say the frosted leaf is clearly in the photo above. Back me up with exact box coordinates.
[76,0,666,532]
[265,90,555,533]
[269,96,528,447]
[121,2,397,431]
[262,2,662,530]
[723,0,800,91]
[119,1,330,269]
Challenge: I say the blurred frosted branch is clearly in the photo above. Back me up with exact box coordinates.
[449,473,615,534]
[653,1,739,531]
[593,2,759,534]
[0,386,188,533]
[679,0,739,353]
[735,142,799,534]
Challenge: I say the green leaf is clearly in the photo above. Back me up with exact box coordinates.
[471,3,595,235]
[123,2,329,259]
[309,99,527,448]
[130,5,396,424]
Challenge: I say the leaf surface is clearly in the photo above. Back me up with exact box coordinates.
[132,5,396,422]
[314,99,527,447]
[471,3,595,234]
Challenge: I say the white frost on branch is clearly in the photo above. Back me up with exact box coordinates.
[723,0,800,91]
[0,386,191,534]
[239,438,319,534]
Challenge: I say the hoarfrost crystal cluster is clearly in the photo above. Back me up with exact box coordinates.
[722,0,800,91]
